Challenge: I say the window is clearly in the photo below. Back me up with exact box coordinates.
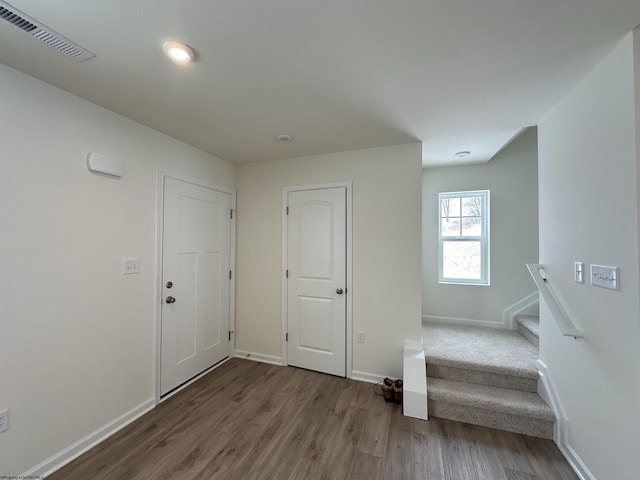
[438,190,489,285]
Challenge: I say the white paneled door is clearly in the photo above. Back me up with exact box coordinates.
[287,187,346,377]
[160,177,231,396]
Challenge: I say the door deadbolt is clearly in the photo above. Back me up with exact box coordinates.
[336,288,344,295]
[165,296,176,304]
[166,281,173,288]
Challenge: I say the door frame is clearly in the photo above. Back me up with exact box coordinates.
[154,170,236,403]
[281,181,353,378]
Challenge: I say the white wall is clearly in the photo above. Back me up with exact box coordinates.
[538,30,640,480]
[0,64,235,476]
[235,143,423,379]
[422,128,539,326]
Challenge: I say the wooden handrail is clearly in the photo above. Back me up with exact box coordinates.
[526,263,584,339]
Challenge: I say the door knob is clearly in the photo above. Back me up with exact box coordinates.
[165,296,176,304]
[336,288,343,295]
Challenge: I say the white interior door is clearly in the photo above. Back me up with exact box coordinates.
[287,187,346,377]
[160,176,231,396]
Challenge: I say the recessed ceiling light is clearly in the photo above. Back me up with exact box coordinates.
[277,134,293,142]
[163,41,194,63]
[455,151,471,158]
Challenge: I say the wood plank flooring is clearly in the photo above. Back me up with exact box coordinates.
[48,358,578,480]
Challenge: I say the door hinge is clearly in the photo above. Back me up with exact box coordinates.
[229,331,231,341]
[286,269,289,278]
[286,206,289,215]
[286,333,288,342]
[229,270,232,280]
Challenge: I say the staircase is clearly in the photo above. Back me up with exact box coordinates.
[424,315,554,439]
[515,314,540,348]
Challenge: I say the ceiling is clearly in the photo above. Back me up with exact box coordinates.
[1,1,639,167]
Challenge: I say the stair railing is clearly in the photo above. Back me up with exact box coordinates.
[526,263,584,339]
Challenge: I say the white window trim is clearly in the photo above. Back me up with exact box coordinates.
[438,190,490,286]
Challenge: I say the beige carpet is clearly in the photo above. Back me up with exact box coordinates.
[423,322,539,379]
[423,321,553,438]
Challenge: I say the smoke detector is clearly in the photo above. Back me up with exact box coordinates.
[0,1,94,62]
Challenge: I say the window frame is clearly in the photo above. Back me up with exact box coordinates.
[438,190,490,286]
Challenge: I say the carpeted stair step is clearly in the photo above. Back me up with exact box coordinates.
[515,315,540,347]
[426,363,537,392]
[424,323,539,393]
[427,377,554,439]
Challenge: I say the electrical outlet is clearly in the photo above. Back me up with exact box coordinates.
[123,258,139,275]
[0,408,9,433]
[357,331,365,343]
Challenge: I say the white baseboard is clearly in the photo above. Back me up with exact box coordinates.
[536,359,563,443]
[503,292,539,329]
[234,349,283,366]
[23,398,155,478]
[536,359,594,480]
[422,314,505,329]
[560,441,596,480]
[351,370,391,384]
[233,351,389,383]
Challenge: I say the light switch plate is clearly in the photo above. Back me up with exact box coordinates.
[590,264,618,290]
[574,262,584,283]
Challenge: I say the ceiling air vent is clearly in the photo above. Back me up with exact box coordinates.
[0,1,94,62]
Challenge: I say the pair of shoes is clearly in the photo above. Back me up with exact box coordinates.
[393,379,403,404]
[382,378,403,404]
[382,377,394,402]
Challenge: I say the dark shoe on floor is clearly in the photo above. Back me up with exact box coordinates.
[382,377,394,402]
[394,379,403,404]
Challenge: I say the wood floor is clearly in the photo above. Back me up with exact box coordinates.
[49,358,578,480]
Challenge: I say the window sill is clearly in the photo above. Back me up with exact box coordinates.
[438,280,490,286]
